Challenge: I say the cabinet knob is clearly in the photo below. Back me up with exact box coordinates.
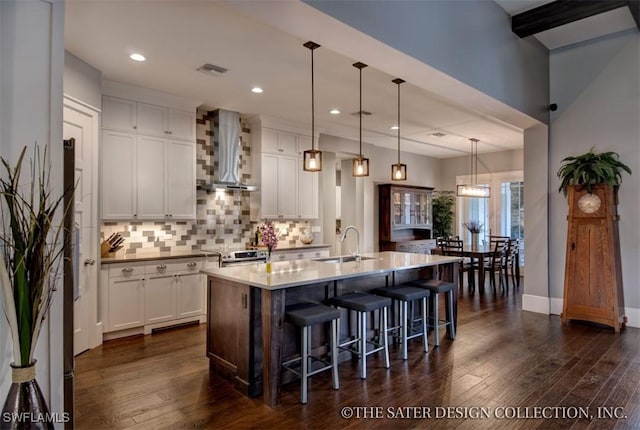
[84,258,96,266]
[133,125,137,130]
[157,264,167,270]
[122,267,134,273]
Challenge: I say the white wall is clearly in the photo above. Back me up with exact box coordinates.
[0,0,65,423]
[549,31,640,325]
[64,51,102,110]
[320,134,441,252]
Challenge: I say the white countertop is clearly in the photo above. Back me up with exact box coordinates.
[201,251,462,290]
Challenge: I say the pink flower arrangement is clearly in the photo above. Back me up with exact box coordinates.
[259,221,278,255]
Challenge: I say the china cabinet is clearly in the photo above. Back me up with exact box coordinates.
[379,184,434,252]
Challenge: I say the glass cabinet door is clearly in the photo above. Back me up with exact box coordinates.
[390,187,432,229]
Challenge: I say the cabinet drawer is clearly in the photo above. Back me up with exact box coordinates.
[305,249,330,259]
[108,263,145,278]
[145,258,203,275]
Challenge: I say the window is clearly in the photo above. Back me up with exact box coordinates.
[456,171,525,268]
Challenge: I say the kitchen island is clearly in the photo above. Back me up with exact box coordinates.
[201,251,461,406]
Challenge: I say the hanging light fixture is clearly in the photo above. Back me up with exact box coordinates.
[457,138,490,198]
[303,41,322,172]
[352,62,369,177]
[391,78,407,181]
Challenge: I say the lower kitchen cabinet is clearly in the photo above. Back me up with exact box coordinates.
[101,257,207,339]
[271,247,330,262]
[107,275,145,332]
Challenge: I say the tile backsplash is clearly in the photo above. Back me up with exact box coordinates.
[101,108,319,255]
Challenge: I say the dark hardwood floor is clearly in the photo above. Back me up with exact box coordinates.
[75,283,639,429]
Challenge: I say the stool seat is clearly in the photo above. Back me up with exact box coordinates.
[372,284,430,360]
[286,302,340,327]
[371,286,430,302]
[329,292,391,379]
[328,292,391,312]
[408,279,456,347]
[409,279,455,293]
[283,302,340,404]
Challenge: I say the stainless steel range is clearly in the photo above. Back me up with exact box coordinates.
[220,250,267,267]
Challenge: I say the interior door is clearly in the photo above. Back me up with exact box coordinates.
[63,98,98,355]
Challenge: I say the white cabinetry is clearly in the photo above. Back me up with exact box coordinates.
[272,247,330,262]
[101,257,207,339]
[101,95,196,220]
[252,126,319,220]
[103,96,195,141]
[105,264,145,332]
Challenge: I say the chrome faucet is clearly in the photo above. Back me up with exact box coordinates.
[340,225,360,261]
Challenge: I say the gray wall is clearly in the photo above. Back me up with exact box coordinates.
[64,51,102,109]
[305,0,549,124]
[1,0,66,415]
[549,31,640,318]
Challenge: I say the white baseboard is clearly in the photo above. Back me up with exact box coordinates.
[545,297,639,329]
[522,294,549,314]
[550,297,563,315]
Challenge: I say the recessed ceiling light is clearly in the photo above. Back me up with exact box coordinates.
[251,87,263,94]
[129,53,146,62]
[329,109,340,115]
[389,125,399,130]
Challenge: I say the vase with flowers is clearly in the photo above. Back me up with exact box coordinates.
[1,146,72,429]
[463,220,484,249]
[259,221,278,273]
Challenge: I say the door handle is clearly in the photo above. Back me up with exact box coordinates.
[84,258,96,266]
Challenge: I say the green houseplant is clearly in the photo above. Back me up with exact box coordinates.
[557,148,631,195]
[432,191,455,238]
[1,145,72,428]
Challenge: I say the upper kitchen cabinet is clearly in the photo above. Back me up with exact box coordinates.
[100,83,199,221]
[249,118,319,221]
[103,95,196,141]
[102,133,196,220]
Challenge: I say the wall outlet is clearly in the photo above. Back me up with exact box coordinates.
[311,226,321,233]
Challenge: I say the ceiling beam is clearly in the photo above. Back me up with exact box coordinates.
[512,0,635,38]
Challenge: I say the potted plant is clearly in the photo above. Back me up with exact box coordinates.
[432,191,455,238]
[463,220,484,249]
[1,146,72,428]
[557,148,631,195]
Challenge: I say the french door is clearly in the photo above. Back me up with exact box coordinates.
[456,171,525,269]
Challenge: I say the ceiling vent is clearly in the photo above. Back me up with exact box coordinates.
[351,110,372,116]
[197,63,228,76]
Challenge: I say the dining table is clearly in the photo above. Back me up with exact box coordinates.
[432,245,495,293]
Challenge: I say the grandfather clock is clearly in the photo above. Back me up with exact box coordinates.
[562,185,626,332]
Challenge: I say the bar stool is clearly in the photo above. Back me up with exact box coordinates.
[328,292,391,379]
[371,285,430,360]
[282,302,340,404]
[408,279,456,347]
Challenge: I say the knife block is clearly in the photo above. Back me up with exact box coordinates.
[100,241,112,258]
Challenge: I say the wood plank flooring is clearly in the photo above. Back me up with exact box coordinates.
[75,285,639,429]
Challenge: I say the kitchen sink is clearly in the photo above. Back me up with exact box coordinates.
[314,256,376,264]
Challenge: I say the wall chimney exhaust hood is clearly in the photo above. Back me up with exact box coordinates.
[201,109,257,191]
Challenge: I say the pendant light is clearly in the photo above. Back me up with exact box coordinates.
[457,138,490,198]
[352,62,369,177]
[303,41,322,172]
[391,78,407,181]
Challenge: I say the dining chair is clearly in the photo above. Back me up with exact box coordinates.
[481,238,509,294]
[439,238,477,293]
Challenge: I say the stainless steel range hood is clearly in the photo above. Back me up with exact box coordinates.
[201,109,257,191]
